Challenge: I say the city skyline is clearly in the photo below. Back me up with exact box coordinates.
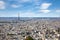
[0,0,60,17]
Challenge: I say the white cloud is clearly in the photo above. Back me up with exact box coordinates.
[56,10,60,13]
[19,11,43,17]
[11,4,19,8]
[0,1,5,9]
[21,0,31,2]
[18,0,32,3]
[40,3,51,9]
[20,11,35,17]
[11,4,20,8]
[39,10,51,13]
[19,11,59,17]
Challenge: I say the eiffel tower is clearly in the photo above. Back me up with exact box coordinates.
[17,12,20,23]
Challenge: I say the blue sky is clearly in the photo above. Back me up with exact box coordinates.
[0,0,60,17]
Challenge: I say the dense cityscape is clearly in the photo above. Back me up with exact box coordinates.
[0,17,60,40]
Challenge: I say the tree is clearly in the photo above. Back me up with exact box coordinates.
[25,36,34,40]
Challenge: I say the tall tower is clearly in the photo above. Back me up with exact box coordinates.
[18,13,20,21]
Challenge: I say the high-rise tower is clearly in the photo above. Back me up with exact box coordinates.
[18,13,20,21]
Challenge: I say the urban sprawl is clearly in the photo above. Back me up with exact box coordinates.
[0,18,60,40]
